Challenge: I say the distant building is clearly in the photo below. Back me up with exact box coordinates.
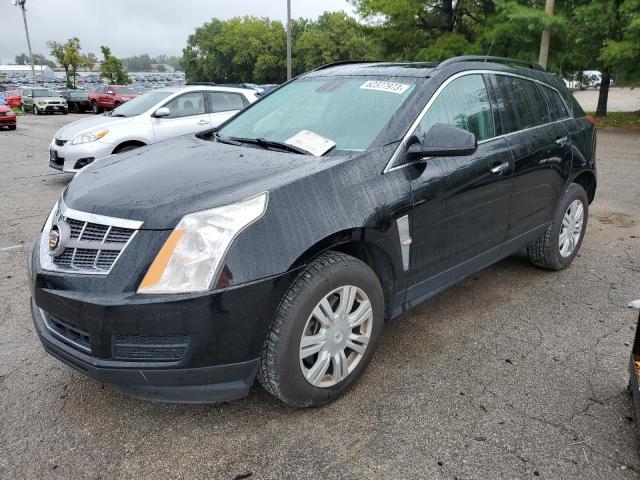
[0,64,57,79]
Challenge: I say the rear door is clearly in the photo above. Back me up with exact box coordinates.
[207,91,247,126]
[152,91,211,142]
[490,74,572,240]
[403,73,513,304]
[22,89,32,110]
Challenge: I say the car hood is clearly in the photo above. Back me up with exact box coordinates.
[34,96,65,103]
[63,135,348,229]
[55,114,134,141]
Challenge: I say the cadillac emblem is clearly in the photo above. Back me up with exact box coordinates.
[48,222,69,257]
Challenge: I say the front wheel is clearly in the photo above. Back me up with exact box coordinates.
[92,102,102,114]
[258,251,384,407]
[33,106,39,115]
[527,183,589,270]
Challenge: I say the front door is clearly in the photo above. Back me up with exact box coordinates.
[152,91,211,142]
[402,73,513,306]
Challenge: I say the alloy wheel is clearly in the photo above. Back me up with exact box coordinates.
[559,199,584,257]
[299,285,373,388]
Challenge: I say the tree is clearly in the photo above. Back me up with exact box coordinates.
[83,52,98,71]
[183,16,287,83]
[47,37,85,88]
[570,0,640,115]
[293,12,377,74]
[99,46,131,84]
[349,0,496,60]
[15,52,56,69]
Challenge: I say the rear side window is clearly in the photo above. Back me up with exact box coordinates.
[539,85,570,121]
[495,75,548,133]
[163,92,206,118]
[208,92,245,113]
[417,74,495,141]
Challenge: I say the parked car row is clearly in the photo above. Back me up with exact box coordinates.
[48,84,259,172]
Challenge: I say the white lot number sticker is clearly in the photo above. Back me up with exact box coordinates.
[285,130,336,157]
[360,80,410,94]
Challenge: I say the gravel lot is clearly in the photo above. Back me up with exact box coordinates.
[1,114,639,479]
[573,88,640,112]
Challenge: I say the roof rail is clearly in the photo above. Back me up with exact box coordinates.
[186,82,260,90]
[437,55,545,72]
[313,60,382,71]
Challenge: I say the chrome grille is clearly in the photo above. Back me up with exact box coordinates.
[41,200,143,275]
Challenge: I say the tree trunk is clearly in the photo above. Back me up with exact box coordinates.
[596,68,611,117]
[442,0,454,32]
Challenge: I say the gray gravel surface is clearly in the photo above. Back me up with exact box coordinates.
[1,114,639,479]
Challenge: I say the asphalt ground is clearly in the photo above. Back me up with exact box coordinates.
[1,113,639,479]
[573,88,640,113]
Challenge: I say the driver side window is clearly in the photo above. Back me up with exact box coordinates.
[417,74,495,142]
[163,92,206,119]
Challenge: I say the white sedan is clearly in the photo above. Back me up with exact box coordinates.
[49,85,260,173]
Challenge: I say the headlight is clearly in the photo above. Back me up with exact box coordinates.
[137,192,269,294]
[71,130,109,145]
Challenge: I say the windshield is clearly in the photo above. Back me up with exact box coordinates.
[32,89,57,97]
[110,91,172,117]
[69,92,88,99]
[219,76,418,152]
[116,87,138,95]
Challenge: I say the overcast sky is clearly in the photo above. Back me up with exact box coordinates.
[0,0,354,63]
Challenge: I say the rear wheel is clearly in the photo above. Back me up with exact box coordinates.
[258,251,384,407]
[527,183,588,270]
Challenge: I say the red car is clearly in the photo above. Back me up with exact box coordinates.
[0,104,17,130]
[5,90,22,108]
[88,85,139,114]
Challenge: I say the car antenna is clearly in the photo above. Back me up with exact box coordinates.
[484,39,495,62]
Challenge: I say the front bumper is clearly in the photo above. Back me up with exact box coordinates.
[29,239,298,403]
[37,104,67,113]
[0,116,16,127]
[49,138,113,173]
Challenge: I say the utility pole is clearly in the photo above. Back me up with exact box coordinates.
[538,0,555,69]
[13,0,37,86]
[286,0,292,80]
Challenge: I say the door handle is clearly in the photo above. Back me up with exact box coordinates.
[197,119,209,125]
[490,161,510,175]
[555,136,569,146]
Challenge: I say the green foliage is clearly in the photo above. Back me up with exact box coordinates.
[183,16,287,83]
[47,37,86,88]
[293,12,378,74]
[122,54,183,72]
[99,46,131,85]
[15,52,56,69]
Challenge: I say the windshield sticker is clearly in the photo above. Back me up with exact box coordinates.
[285,130,336,157]
[360,80,411,94]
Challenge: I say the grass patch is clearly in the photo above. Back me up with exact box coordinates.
[11,107,23,116]
[587,111,640,129]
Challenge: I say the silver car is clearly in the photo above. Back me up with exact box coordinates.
[49,85,259,173]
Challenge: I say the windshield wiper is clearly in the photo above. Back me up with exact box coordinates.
[213,132,312,155]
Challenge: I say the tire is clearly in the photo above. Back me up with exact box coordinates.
[8,125,16,130]
[92,102,102,114]
[527,183,589,271]
[33,106,39,115]
[63,109,68,115]
[258,251,384,407]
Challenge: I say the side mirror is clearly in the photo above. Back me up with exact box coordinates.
[107,90,114,95]
[406,123,477,160]
[153,107,170,118]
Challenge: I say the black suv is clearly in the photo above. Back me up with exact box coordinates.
[29,56,596,407]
